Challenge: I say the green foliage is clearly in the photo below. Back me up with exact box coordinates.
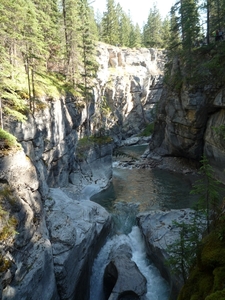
[138,123,155,136]
[0,129,21,150]
[178,230,225,300]
[0,185,19,273]
[101,0,120,45]
[191,155,222,233]
[167,156,224,291]
[142,4,164,48]
[76,134,112,160]
[213,125,225,141]
[166,217,202,282]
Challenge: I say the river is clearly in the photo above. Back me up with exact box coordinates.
[89,144,199,299]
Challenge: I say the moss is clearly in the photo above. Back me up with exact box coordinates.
[201,232,225,269]
[212,267,225,291]
[76,135,112,161]
[0,185,19,274]
[178,228,225,300]
[190,295,201,300]
[178,267,213,300]
[0,255,12,273]
[205,289,225,300]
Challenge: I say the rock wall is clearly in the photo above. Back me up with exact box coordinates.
[93,42,166,143]
[137,209,200,300]
[1,96,112,299]
[149,65,225,183]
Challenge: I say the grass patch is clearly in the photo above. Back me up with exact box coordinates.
[0,129,21,150]
[0,185,19,273]
[76,135,112,160]
[138,123,154,137]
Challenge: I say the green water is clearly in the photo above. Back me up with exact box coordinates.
[91,166,199,214]
[91,144,200,215]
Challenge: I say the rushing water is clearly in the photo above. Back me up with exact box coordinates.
[89,145,199,300]
[90,227,170,300]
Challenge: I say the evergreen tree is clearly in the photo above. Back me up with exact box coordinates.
[166,219,201,282]
[161,16,171,49]
[94,8,103,38]
[32,0,60,71]
[119,11,132,47]
[61,0,81,84]
[129,23,142,48]
[101,0,120,45]
[191,155,221,233]
[143,4,163,48]
[77,0,98,136]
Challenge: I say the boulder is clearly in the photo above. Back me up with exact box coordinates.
[103,243,147,300]
[45,188,111,300]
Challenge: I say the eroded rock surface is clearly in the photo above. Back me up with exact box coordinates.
[45,188,111,300]
[103,243,147,300]
[149,59,225,183]
[137,209,198,299]
[95,43,166,142]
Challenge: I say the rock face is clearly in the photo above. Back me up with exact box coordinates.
[94,43,166,143]
[0,151,111,300]
[103,243,147,300]
[45,188,111,300]
[0,151,59,300]
[149,61,225,183]
[6,98,113,198]
[137,209,198,300]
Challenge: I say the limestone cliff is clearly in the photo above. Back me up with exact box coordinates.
[149,58,225,183]
[93,42,166,142]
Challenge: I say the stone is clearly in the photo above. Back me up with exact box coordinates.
[45,188,111,300]
[103,243,147,300]
[149,58,225,184]
[0,42,167,299]
[137,209,200,300]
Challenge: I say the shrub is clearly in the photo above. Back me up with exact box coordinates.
[0,129,21,150]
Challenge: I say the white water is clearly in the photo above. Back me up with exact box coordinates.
[89,226,170,300]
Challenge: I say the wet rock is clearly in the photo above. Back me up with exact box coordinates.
[137,209,199,299]
[103,243,147,300]
[45,188,111,300]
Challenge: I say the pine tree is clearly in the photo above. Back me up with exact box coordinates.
[166,220,200,282]
[161,16,171,49]
[61,0,81,84]
[191,155,221,233]
[32,0,60,71]
[101,0,120,45]
[143,4,163,48]
[119,11,132,47]
[77,0,98,136]
[129,23,142,48]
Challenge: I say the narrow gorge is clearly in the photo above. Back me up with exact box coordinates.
[0,44,166,300]
[1,41,225,300]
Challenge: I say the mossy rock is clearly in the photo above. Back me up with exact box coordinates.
[212,267,225,292]
[178,230,225,300]
[201,232,225,269]
[205,289,225,300]
[178,263,215,300]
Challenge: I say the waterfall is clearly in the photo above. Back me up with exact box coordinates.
[89,226,170,300]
